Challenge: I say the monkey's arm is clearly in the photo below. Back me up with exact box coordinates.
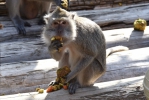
[66,55,94,82]
[48,40,63,61]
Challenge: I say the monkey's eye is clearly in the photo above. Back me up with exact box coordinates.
[53,21,59,25]
[61,21,67,25]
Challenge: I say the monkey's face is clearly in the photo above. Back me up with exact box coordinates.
[43,7,76,44]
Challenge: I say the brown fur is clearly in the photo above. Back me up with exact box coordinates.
[5,0,62,35]
[20,0,39,19]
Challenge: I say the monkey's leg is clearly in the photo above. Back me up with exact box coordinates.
[66,55,94,94]
[6,0,27,35]
[38,2,52,25]
[48,40,63,61]
[68,78,80,94]
[58,51,69,68]
[66,55,94,82]
[48,51,69,86]
[68,59,105,94]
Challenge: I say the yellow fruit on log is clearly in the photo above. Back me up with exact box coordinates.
[36,88,40,92]
[134,18,147,31]
[38,89,44,93]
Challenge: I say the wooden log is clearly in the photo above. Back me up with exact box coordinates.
[0,38,50,63]
[1,3,149,42]
[0,47,149,95]
[77,3,149,28]
[1,26,149,63]
[0,76,146,100]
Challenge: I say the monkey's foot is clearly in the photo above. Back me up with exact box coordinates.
[68,82,80,94]
[17,26,26,36]
[12,16,27,35]
[38,18,45,25]
[24,21,31,27]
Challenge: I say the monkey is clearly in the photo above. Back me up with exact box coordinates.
[42,7,129,94]
[5,0,69,35]
[20,0,39,19]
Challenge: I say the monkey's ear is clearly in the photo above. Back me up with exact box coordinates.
[44,14,51,24]
[69,12,77,20]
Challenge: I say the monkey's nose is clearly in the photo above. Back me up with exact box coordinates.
[57,29,63,35]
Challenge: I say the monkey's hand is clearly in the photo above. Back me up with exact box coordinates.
[68,81,80,94]
[49,40,63,53]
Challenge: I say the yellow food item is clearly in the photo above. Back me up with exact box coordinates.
[38,89,44,93]
[55,85,61,90]
[60,77,66,84]
[61,0,68,9]
[57,66,71,78]
[36,88,40,92]
[53,85,58,91]
[47,66,71,93]
[51,36,63,52]
[63,85,68,90]
[134,18,147,31]
[59,83,64,87]
[51,36,63,42]
[47,86,54,93]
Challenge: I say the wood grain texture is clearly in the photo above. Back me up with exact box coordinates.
[0,3,149,42]
[1,47,149,95]
[1,26,149,63]
[0,76,146,100]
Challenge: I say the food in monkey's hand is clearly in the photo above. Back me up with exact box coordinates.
[51,36,63,52]
[57,66,71,78]
[46,66,71,93]
[134,18,147,31]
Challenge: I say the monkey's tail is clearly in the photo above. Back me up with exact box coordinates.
[106,46,129,58]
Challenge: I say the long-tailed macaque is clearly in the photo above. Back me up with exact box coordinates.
[6,0,69,35]
[42,7,128,94]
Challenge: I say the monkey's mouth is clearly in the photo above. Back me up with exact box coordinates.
[51,36,63,42]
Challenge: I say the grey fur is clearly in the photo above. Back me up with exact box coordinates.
[42,7,128,94]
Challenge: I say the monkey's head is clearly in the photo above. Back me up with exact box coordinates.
[43,6,77,45]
